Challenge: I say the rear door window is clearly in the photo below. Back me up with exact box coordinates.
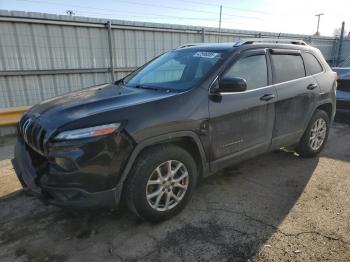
[302,52,323,75]
[271,54,306,83]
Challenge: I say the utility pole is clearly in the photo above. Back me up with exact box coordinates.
[106,21,115,82]
[314,13,324,36]
[218,5,222,43]
[201,28,205,43]
[336,21,345,66]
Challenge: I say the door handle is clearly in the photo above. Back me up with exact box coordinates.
[307,83,318,90]
[260,94,275,101]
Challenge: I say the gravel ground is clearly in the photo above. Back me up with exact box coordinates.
[0,118,349,262]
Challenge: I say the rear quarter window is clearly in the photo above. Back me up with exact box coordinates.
[302,52,323,75]
[272,54,306,83]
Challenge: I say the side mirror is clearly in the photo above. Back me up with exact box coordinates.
[217,77,247,93]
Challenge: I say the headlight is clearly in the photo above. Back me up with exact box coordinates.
[55,123,120,141]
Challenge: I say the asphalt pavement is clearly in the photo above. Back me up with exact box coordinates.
[0,117,349,262]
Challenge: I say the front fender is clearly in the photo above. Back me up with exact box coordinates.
[117,130,209,187]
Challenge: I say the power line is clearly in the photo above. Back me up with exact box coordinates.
[73,10,220,22]
[15,0,321,22]
[12,0,262,32]
[171,0,271,15]
[114,0,263,20]
[172,0,321,19]
[15,0,217,20]
[55,9,248,26]
[16,0,264,20]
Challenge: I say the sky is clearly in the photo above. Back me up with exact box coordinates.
[0,0,349,36]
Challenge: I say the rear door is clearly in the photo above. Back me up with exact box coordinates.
[209,49,276,168]
[302,51,334,94]
[270,49,321,148]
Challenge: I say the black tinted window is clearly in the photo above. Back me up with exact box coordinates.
[303,52,323,75]
[272,54,305,83]
[225,54,267,90]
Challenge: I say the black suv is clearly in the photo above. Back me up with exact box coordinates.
[12,39,336,221]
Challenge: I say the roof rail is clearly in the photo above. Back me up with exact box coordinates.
[234,38,307,47]
[177,43,200,48]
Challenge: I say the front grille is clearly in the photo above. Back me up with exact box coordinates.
[19,115,47,155]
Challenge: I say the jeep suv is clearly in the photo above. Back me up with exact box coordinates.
[12,39,336,221]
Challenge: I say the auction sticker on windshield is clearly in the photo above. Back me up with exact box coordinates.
[193,52,221,59]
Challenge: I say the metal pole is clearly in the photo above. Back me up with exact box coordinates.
[331,39,338,67]
[315,13,324,36]
[316,16,320,34]
[106,20,115,82]
[336,21,345,66]
[218,5,222,43]
[201,28,205,43]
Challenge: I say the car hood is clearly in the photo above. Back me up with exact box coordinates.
[25,83,177,131]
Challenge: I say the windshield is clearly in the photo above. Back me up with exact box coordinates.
[123,49,227,91]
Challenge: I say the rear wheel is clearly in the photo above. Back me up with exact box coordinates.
[296,110,330,158]
[124,145,197,222]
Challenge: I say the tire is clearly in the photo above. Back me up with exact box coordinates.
[296,109,330,158]
[124,144,198,222]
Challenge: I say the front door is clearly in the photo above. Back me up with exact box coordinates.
[209,49,276,169]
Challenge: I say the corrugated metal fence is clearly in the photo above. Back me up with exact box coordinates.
[0,10,348,112]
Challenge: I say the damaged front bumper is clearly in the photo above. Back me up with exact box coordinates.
[12,133,133,209]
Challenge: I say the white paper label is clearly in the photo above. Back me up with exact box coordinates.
[193,52,220,59]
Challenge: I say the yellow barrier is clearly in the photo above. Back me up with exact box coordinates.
[0,106,30,126]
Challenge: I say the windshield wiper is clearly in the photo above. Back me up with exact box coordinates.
[134,84,162,91]
[129,84,176,93]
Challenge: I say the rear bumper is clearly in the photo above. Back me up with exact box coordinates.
[12,139,122,209]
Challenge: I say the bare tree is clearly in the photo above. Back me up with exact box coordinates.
[334,27,348,37]
[66,10,76,16]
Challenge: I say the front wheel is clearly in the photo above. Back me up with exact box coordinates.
[296,109,330,158]
[124,145,197,222]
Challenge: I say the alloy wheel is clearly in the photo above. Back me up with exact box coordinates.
[146,160,189,212]
[309,118,327,151]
